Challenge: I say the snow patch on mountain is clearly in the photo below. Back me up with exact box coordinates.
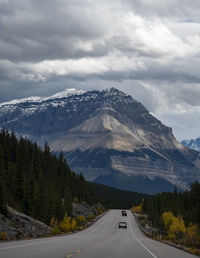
[0,88,84,107]
[182,138,200,152]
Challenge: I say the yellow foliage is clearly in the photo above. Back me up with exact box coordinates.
[71,218,77,231]
[77,215,86,225]
[59,215,71,232]
[169,216,186,239]
[51,226,60,235]
[0,232,7,240]
[97,202,103,214]
[162,211,174,230]
[187,223,199,243]
[162,212,186,240]
[59,215,78,232]
[132,203,142,213]
[87,213,95,221]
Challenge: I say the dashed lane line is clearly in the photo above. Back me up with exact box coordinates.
[65,212,119,258]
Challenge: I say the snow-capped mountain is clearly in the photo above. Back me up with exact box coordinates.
[0,87,200,194]
[0,88,84,107]
[182,138,200,152]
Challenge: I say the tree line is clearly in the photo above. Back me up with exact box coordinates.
[89,182,148,209]
[142,183,200,228]
[136,183,200,250]
[0,129,94,224]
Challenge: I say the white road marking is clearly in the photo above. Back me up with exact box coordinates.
[0,238,62,251]
[128,214,158,258]
[0,211,112,251]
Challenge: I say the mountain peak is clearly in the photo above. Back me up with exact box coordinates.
[102,87,126,97]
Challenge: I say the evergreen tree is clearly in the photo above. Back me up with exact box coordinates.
[0,129,95,224]
[0,179,7,216]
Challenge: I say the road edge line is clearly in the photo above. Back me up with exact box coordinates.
[128,215,158,258]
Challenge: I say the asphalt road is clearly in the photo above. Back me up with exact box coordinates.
[0,210,198,258]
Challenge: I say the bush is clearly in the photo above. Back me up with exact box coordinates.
[162,211,174,231]
[162,212,186,240]
[0,232,7,240]
[132,203,142,213]
[59,215,71,233]
[59,215,78,232]
[186,223,199,247]
[168,216,186,239]
[77,215,86,225]
[87,213,95,221]
[51,226,60,235]
[71,218,77,231]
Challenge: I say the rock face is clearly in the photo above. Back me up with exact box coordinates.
[0,207,51,240]
[0,88,200,193]
[182,138,200,152]
[72,202,99,218]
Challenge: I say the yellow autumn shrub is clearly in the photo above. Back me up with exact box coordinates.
[168,216,186,239]
[0,232,7,240]
[71,218,77,231]
[132,203,142,213]
[87,213,95,221]
[51,226,60,235]
[187,223,199,244]
[59,215,71,232]
[162,211,174,231]
[77,215,86,225]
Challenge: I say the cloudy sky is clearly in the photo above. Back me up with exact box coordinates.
[1,0,200,140]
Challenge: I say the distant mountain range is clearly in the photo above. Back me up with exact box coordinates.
[181,138,200,152]
[0,87,200,194]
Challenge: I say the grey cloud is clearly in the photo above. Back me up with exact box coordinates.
[0,0,110,62]
[93,57,200,85]
[124,0,200,20]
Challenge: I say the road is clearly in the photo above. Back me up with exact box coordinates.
[0,210,198,258]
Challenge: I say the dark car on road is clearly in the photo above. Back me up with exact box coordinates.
[122,210,127,216]
[118,222,127,229]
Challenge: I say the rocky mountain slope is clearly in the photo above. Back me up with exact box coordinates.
[0,88,200,193]
[0,206,51,240]
[182,138,200,152]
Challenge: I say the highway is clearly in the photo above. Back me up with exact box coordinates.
[0,210,198,258]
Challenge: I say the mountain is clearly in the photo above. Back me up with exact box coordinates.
[182,138,200,152]
[0,87,200,194]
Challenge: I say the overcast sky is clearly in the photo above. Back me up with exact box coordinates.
[1,0,200,140]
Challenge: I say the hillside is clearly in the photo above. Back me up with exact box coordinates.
[0,88,200,193]
[89,182,149,209]
[0,129,94,225]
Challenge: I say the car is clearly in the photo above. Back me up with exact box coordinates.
[119,222,127,229]
[122,210,127,216]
